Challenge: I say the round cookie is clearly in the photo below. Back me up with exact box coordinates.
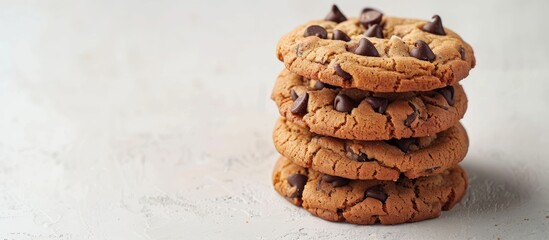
[271,69,467,141]
[273,118,468,180]
[276,6,476,92]
[272,156,468,225]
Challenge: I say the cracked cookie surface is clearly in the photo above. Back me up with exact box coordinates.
[272,69,467,141]
[273,118,468,180]
[272,156,468,225]
[276,15,475,92]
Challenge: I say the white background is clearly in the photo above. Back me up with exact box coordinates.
[0,0,548,239]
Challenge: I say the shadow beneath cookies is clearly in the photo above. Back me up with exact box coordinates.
[451,160,531,216]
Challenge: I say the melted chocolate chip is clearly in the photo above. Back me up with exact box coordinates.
[359,8,383,28]
[287,173,308,198]
[334,63,352,80]
[304,25,328,39]
[355,38,380,57]
[395,174,408,187]
[357,153,371,162]
[291,92,309,115]
[364,96,388,114]
[314,81,336,90]
[404,102,418,127]
[290,89,298,100]
[334,93,355,113]
[459,47,466,60]
[410,40,436,62]
[365,185,387,202]
[422,15,446,35]
[332,29,351,42]
[363,24,384,38]
[324,4,347,23]
[435,86,455,106]
[388,138,418,153]
[357,154,372,162]
[346,145,372,162]
[322,175,350,187]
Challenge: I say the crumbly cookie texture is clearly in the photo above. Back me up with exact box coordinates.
[276,16,476,92]
[273,118,468,180]
[271,69,467,140]
[272,156,468,225]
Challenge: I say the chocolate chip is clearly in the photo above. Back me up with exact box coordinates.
[422,15,446,35]
[355,38,379,57]
[357,154,371,162]
[314,81,336,90]
[434,86,455,106]
[324,4,347,23]
[404,102,418,127]
[346,145,372,162]
[334,63,352,80]
[395,174,408,187]
[304,25,328,39]
[410,40,436,62]
[291,92,309,115]
[359,8,383,28]
[364,96,388,114]
[365,185,387,202]
[322,175,350,187]
[287,173,308,198]
[363,24,384,38]
[459,47,466,60]
[290,89,298,100]
[313,81,324,90]
[388,138,418,153]
[334,93,355,113]
[332,29,351,42]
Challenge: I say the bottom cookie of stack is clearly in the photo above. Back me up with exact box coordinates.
[272,156,467,225]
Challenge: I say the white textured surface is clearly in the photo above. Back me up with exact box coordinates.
[1,0,548,239]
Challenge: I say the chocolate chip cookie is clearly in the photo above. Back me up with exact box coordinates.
[272,156,468,225]
[276,6,476,92]
[272,69,467,141]
[273,118,468,180]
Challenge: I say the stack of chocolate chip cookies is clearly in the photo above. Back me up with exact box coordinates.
[271,5,476,225]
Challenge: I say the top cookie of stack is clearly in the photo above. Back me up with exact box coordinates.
[276,5,476,93]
